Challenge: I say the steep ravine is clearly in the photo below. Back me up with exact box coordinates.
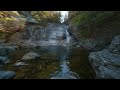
[1,22,120,79]
[1,11,120,79]
[0,11,96,79]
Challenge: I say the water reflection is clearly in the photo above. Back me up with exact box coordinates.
[51,59,80,79]
[50,47,80,79]
[3,46,95,79]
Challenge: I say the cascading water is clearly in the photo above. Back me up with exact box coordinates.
[66,30,71,44]
[21,23,73,46]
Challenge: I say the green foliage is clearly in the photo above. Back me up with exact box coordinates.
[0,11,62,40]
[72,11,114,28]
[69,11,120,38]
[31,11,61,24]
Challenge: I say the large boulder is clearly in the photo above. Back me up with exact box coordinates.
[0,71,16,79]
[89,49,120,79]
[21,52,41,61]
[89,35,120,79]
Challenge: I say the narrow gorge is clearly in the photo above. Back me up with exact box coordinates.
[0,11,120,79]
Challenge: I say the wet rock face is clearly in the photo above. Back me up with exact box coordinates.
[19,24,73,46]
[0,71,16,79]
[7,23,74,46]
[89,35,120,79]
[109,35,120,54]
[76,38,110,51]
[89,49,120,79]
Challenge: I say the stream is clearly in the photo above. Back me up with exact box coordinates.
[2,46,95,79]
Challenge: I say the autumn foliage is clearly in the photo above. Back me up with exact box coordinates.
[0,11,25,39]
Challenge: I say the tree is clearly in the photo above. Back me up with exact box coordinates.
[68,11,120,38]
[31,11,61,24]
[0,11,25,39]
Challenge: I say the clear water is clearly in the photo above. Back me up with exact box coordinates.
[2,46,95,79]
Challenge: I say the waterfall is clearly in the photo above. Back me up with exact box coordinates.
[22,24,73,46]
[66,30,71,44]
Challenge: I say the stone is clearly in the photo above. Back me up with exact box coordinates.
[21,52,41,61]
[89,49,120,79]
[89,35,120,79]
[0,71,16,79]
[13,62,28,67]
[80,39,108,51]
[109,35,120,54]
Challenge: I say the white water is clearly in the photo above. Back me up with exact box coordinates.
[21,24,73,46]
[66,30,71,44]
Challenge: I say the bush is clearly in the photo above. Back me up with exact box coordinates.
[0,11,25,39]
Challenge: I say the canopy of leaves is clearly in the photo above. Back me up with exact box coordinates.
[0,11,61,40]
[70,11,119,28]
[69,11,120,38]
[31,11,61,24]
